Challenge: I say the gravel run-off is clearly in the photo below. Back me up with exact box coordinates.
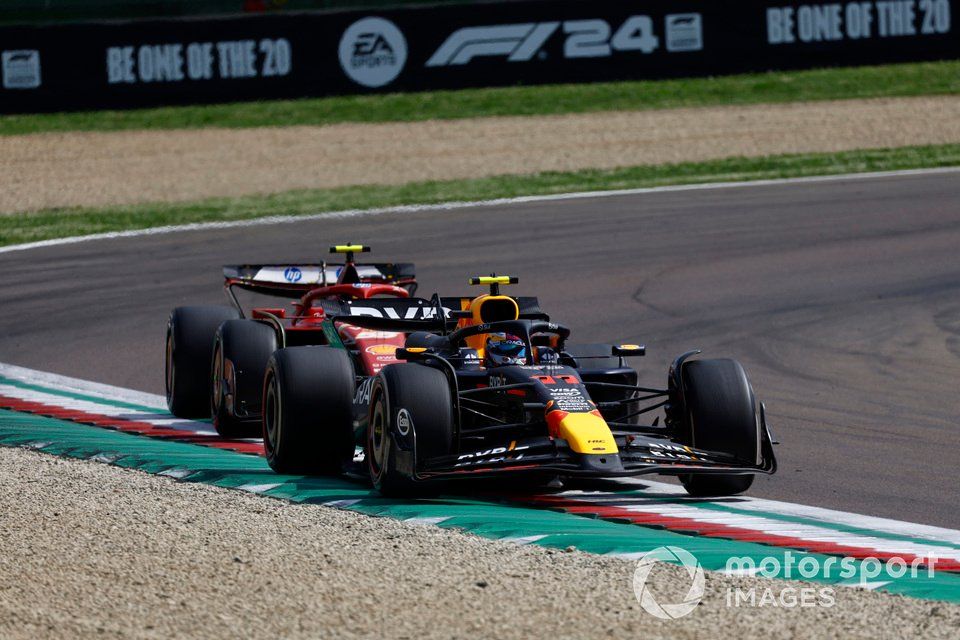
[1,95,959,213]
[0,447,957,639]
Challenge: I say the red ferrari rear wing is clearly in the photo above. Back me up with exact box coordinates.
[223,263,416,297]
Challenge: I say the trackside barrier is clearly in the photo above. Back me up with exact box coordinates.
[0,0,957,113]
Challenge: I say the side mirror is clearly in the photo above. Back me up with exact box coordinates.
[612,344,646,357]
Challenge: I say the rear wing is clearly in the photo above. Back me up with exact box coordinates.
[439,296,549,321]
[223,263,416,297]
[313,295,548,328]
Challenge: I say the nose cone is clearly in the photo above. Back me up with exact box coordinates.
[547,410,618,454]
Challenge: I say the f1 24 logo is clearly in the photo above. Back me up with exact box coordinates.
[426,16,666,66]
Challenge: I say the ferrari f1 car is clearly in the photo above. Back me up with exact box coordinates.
[164,244,418,437]
[258,275,777,497]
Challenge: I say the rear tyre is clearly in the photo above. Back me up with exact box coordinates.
[367,364,454,497]
[212,320,278,438]
[677,359,759,497]
[166,305,240,418]
[262,346,355,475]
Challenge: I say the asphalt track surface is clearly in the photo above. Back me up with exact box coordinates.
[1,172,958,528]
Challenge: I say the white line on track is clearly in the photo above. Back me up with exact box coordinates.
[2,166,958,256]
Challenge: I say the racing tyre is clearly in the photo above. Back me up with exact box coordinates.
[212,320,278,438]
[262,346,355,475]
[166,305,240,418]
[367,364,454,497]
[677,359,759,497]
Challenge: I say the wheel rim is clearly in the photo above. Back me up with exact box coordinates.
[164,329,174,402]
[263,374,280,457]
[211,341,223,417]
[368,393,387,479]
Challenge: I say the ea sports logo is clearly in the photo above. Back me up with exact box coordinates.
[632,546,705,619]
[339,17,407,88]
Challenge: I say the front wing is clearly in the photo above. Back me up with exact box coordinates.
[410,430,777,481]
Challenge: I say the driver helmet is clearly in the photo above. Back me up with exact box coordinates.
[484,333,527,367]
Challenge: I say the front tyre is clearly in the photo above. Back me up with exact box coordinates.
[677,359,760,497]
[166,305,240,418]
[262,346,355,475]
[367,365,454,497]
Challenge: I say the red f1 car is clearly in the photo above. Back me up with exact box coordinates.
[165,244,419,437]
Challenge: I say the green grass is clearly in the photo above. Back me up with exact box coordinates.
[2,60,957,136]
[5,144,958,247]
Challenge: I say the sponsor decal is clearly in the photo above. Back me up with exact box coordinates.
[426,22,559,65]
[354,330,401,339]
[767,0,952,44]
[454,443,529,467]
[354,377,375,405]
[427,15,663,66]
[283,266,302,283]
[1,50,41,89]
[339,16,407,87]
[549,387,592,412]
[396,408,412,435]
[348,305,444,320]
[365,344,397,356]
[643,442,700,461]
[665,14,704,51]
[106,38,292,84]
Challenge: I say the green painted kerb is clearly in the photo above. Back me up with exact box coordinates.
[1,408,958,603]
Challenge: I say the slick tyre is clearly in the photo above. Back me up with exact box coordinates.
[166,305,240,418]
[212,320,278,438]
[367,365,454,497]
[678,359,760,497]
[262,346,355,475]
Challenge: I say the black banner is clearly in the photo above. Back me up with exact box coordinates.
[0,0,957,113]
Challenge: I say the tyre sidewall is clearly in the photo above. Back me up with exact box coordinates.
[262,346,355,475]
[212,319,277,438]
[679,358,759,496]
[366,364,454,496]
[166,305,240,418]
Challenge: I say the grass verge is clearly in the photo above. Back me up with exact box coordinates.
[1,61,958,136]
[3,144,958,248]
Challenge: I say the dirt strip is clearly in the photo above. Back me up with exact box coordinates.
[0,446,956,640]
[1,95,958,214]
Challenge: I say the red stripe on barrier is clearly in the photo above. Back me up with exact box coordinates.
[521,495,960,572]
[0,394,264,457]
